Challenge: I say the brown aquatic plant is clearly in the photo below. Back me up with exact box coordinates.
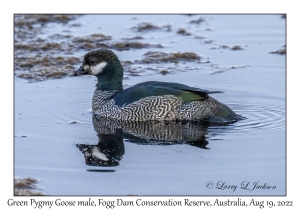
[14,177,43,196]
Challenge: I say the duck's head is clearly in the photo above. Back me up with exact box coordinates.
[74,49,123,90]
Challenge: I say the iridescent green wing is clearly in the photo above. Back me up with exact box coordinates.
[113,81,223,107]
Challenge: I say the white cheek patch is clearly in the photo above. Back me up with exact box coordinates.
[91,61,107,75]
[83,64,89,71]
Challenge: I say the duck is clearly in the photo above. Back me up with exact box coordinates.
[73,49,242,124]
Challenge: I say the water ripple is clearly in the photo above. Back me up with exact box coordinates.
[223,103,285,133]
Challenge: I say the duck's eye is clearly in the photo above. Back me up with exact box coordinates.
[90,59,95,65]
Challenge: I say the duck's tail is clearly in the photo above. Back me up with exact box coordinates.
[208,98,245,125]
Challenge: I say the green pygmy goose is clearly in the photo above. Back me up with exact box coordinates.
[73,49,242,124]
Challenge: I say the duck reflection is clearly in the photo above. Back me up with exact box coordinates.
[77,133,124,167]
[77,114,227,167]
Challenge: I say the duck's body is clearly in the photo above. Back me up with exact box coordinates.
[74,49,242,124]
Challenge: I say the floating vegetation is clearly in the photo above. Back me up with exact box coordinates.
[123,64,203,78]
[132,22,172,32]
[72,34,161,51]
[48,34,72,40]
[72,33,112,51]
[270,48,286,55]
[125,66,176,77]
[71,33,112,50]
[127,66,146,76]
[15,14,80,26]
[14,14,248,81]
[183,14,196,17]
[14,14,83,81]
[160,70,170,75]
[204,39,214,44]
[14,177,43,196]
[209,64,250,74]
[194,35,206,39]
[14,41,70,53]
[189,17,205,24]
[210,45,244,50]
[17,67,70,81]
[15,14,166,81]
[14,14,80,40]
[36,14,79,24]
[72,33,112,43]
[110,41,163,51]
[78,43,110,51]
[121,36,144,40]
[70,49,201,78]
[121,51,206,76]
[132,22,160,32]
[69,120,79,124]
[69,22,82,27]
[140,51,201,63]
[231,45,243,50]
[16,56,80,70]
[163,24,172,32]
[177,29,191,36]
[15,56,80,81]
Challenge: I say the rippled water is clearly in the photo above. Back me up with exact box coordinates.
[232,103,285,132]
[14,14,285,195]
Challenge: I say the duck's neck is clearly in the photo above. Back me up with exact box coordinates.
[96,77,123,91]
[95,64,123,91]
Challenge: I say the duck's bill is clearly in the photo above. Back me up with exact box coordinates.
[73,66,88,76]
